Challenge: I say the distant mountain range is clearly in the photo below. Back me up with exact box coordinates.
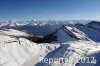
[0,20,100,42]
[0,20,100,66]
[0,20,91,36]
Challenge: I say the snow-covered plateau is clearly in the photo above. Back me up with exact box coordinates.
[0,20,100,66]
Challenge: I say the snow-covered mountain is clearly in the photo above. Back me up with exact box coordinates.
[0,20,91,36]
[0,30,59,66]
[0,29,100,66]
[0,20,100,66]
[53,25,91,43]
[36,41,100,66]
[75,21,100,42]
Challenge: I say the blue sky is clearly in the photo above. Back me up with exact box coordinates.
[0,0,100,21]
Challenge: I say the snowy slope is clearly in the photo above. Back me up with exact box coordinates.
[0,30,60,66]
[0,29,30,37]
[52,25,91,43]
[36,41,100,66]
[0,29,100,66]
[0,20,100,66]
[75,23,100,42]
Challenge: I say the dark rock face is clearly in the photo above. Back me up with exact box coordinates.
[34,34,58,43]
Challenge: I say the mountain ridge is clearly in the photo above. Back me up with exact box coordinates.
[0,20,100,66]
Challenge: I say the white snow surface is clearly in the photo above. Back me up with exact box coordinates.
[0,29,100,66]
[36,41,100,66]
[0,34,59,66]
[0,29,30,37]
[54,25,91,43]
[0,20,100,66]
